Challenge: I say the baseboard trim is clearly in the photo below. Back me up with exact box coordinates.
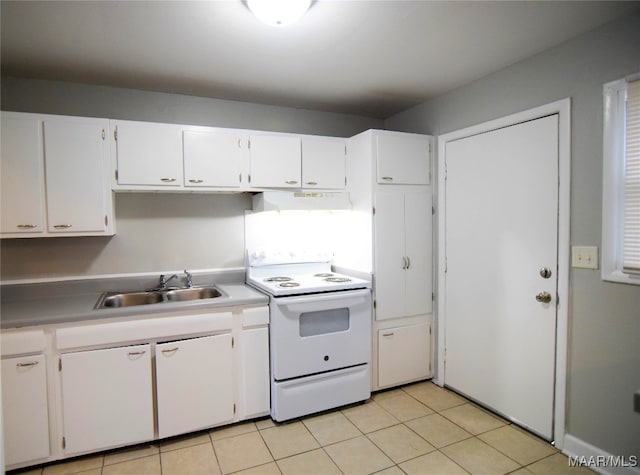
[563,434,639,475]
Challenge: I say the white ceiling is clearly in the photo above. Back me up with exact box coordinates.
[2,0,639,119]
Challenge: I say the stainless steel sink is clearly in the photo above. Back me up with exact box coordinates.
[95,286,223,309]
[164,287,223,302]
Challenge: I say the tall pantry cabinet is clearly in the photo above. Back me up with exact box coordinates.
[345,130,433,391]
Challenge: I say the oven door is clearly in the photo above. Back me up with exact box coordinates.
[270,288,371,381]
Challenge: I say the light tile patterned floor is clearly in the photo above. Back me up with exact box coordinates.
[11,381,596,475]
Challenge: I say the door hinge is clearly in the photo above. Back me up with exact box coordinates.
[345,176,347,187]
[373,299,376,309]
[432,292,434,301]
[432,206,435,215]
[247,139,251,149]
[62,436,66,449]
[58,358,62,371]
[233,403,236,414]
[114,128,118,141]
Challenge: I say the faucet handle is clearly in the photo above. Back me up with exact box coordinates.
[184,269,193,288]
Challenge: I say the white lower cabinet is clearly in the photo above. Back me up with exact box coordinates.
[240,327,270,418]
[377,322,431,389]
[1,354,50,466]
[156,334,234,438]
[60,344,154,455]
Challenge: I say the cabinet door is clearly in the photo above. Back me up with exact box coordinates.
[376,132,430,185]
[44,117,111,233]
[378,322,431,388]
[301,137,346,189]
[60,344,153,455]
[374,191,406,320]
[249,135,301,188]
[0,113,45,235]
[404,191,433,316]
[156,334,234,438]
[183,129,246,188]
[114,121,183,186]
[240,327,270,419]
[2,354,50,466]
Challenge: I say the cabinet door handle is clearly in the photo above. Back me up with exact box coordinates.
[188,179,203,183]
[160,178,176,183]
[128,350,146,356]
[406,256,411,269]
[285,180,299,185]
[161,347,179,355]
[402,256,408,270]
[17,361,39,367]
[381,176,394,181]
[382,332,394,337]
[306,181,318,186]
[53,224,72,229]
[17,224,37,229]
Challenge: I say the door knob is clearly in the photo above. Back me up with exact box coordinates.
[535,291,552,303]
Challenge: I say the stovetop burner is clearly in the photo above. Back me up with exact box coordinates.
[325,277,352,283]
[278,282,300,288]
[265,276,293,282]
[313,273,334,278]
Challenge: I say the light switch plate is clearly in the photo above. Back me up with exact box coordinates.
[572,246,599,269]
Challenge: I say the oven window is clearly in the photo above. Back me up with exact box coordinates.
[299,308,350,337]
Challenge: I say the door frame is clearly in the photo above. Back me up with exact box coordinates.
[436,99,571,449]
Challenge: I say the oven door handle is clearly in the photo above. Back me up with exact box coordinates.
[275,289,371,309]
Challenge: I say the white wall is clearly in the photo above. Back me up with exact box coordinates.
[0,78,383,281]
[386,11,640,461]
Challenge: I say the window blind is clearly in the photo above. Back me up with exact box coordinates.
[623,78,640,272]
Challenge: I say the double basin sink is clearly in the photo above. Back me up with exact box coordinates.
[95,286,223,309]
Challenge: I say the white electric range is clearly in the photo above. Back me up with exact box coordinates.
[246,251,372,422]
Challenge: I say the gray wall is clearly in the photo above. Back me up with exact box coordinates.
[0,79,382,281]
[386,12,640,460]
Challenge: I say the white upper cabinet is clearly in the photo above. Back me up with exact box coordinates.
[249,135,301,188]
[44,117,112,234]
[0,112,114,238]
[112,120,183,187]
[0,114,45,235]
[376,130,431,185]
[301,137,346,189]
[183,129,247,188]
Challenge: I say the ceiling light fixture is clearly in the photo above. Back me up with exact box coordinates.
[247,0,311,27]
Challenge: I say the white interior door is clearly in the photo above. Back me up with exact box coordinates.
[444,115,559,440]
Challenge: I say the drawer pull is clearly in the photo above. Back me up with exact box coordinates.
[285,180,299,185]
[53,224,72,229]
[17,224,37,229]
[382,332,395,337]
[381,176,393,181]
[161,347,179,354]
[306,181,318,186]
[128,350,146,356]
[188,179,204,183]
[17,361,39,367]
[160,178,177,183]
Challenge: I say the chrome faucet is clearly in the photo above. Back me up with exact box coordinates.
[184,269,193,288]
[158,273,178,289]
